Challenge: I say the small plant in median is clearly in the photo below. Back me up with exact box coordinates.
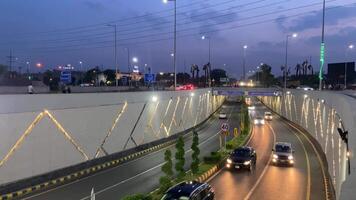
[190,130,200,175]
[159,150,174,192]
[175,136,185,179]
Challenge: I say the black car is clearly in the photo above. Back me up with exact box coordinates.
[161,181,215,200]
[226,146,257,171]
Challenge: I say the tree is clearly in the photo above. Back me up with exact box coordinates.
[190,130,200,175]
[0,64,8,75]
[162,150,173,177]
[103,69,116,85]
[295,63,301,76]
[177,73,191,84]
[210,68,227,86]
[175,136,185,179]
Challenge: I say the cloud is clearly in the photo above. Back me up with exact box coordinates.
[277,5,356,32]
[306,26,356,46]
[83,1,106,11]
[186,4,238,36]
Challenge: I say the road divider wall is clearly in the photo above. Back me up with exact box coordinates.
[260,90,356,199]
[0,89,224,187]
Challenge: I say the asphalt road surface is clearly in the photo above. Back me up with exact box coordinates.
[208,101,327,200]
[21,101,241,200]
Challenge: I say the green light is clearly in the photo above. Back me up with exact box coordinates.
[319,43,325,80]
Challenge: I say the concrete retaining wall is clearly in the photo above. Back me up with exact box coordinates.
[260,90,356,199]
[0,89,224,185]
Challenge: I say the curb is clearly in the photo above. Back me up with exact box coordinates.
[0,103,225,200]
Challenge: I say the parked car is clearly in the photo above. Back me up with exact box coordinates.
[296,85,314,91]
[272,142,295,166]
[161,181,215,200]
[226,146,257,171]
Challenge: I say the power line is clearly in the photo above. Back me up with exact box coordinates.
[0,0,280,46]
[20,2,354,54]
[19,0,339,52]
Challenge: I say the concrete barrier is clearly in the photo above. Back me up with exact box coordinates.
[260,90,356,199]
[0,88,224,185]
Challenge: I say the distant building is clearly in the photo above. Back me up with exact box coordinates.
[327,62,355,86]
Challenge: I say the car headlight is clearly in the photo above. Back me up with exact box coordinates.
[243,160,251,165]
[254,120,258,124]
[273,154,278,159]
[261,120,265,124]
[227,158,232,164]
[288,155,294,160]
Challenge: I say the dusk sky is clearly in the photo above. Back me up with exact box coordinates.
[0,0,355,78]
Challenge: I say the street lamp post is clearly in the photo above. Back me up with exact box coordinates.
[243,45,248,81]
[163,0,177,90]
[202,35,212,87]
[319,0,326,90]
[125,47,131,72]
[107,24,118,87]
[79,61,83,84]
[284,33,298,90]
[344,44,354,89]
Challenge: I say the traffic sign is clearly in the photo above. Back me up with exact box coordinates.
[144,73,156,83]
[221,123,229,132]
[60,71,71,84]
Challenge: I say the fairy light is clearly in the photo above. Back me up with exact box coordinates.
[94,102,128,158]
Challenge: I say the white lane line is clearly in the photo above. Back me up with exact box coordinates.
[23,106,231,200]
[76,105,238,200]
[243,123,276,200]
[283,123,311,200]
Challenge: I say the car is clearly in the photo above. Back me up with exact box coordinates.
[264,112,273,120]
[219,112,227,119]
[297,85,314,91]
[161,181,215,200]
[272,142,295,166]
[226,146,257,171]
[254,116,265,125]
[248,105,255,110]
[245,97,252,105]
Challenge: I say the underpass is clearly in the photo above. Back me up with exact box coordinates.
[208,100,328,200]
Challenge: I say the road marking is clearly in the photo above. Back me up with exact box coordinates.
[23,105,238,200]
[243,123,276,200]
[285,122,329,200]
[285,124,311,200]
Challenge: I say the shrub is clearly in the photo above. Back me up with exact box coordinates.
[121,194,152,200]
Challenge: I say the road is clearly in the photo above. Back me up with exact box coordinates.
[208,101,327,200]
[21,100,241,200]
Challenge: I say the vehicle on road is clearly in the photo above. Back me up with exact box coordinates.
[272,142,295,166]
[296,85,314,91]
[264,112,273,120]
[161,181,215,200]
[248,105,256,110]
[245,97,252,105]
[219,112,227,119]
[226,146,257,171]
[254,116,265,125]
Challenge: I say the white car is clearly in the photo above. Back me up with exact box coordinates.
[219,112,227,119]
[254,117,265,125]
[248,106,256,110]
[297,85,314,91]
[272,142,295,166]
[264,112,273,120]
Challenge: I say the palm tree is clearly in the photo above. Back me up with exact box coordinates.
[295,63,301,76]
[195,65,200,80]
[308,64,313,75]
[191,64,195,80]
[203,64,208,86]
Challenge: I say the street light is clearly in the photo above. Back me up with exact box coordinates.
[107,24,118,87]
[284,33,298,90]
[132,57,138,63]
[319,0,326,90]
[79,61,83,84]
[344,44,354,89]
[163,0,177,90]
[201,35,212,87]
[243,45,248,81]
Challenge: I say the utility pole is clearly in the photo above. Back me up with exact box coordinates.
[319,0,326,90]
[7,49,16,72]
[107,24,118,87]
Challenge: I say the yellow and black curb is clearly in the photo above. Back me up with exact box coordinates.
[0,143,168,200]
[195,166,220,183]
[0,103,225,200]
